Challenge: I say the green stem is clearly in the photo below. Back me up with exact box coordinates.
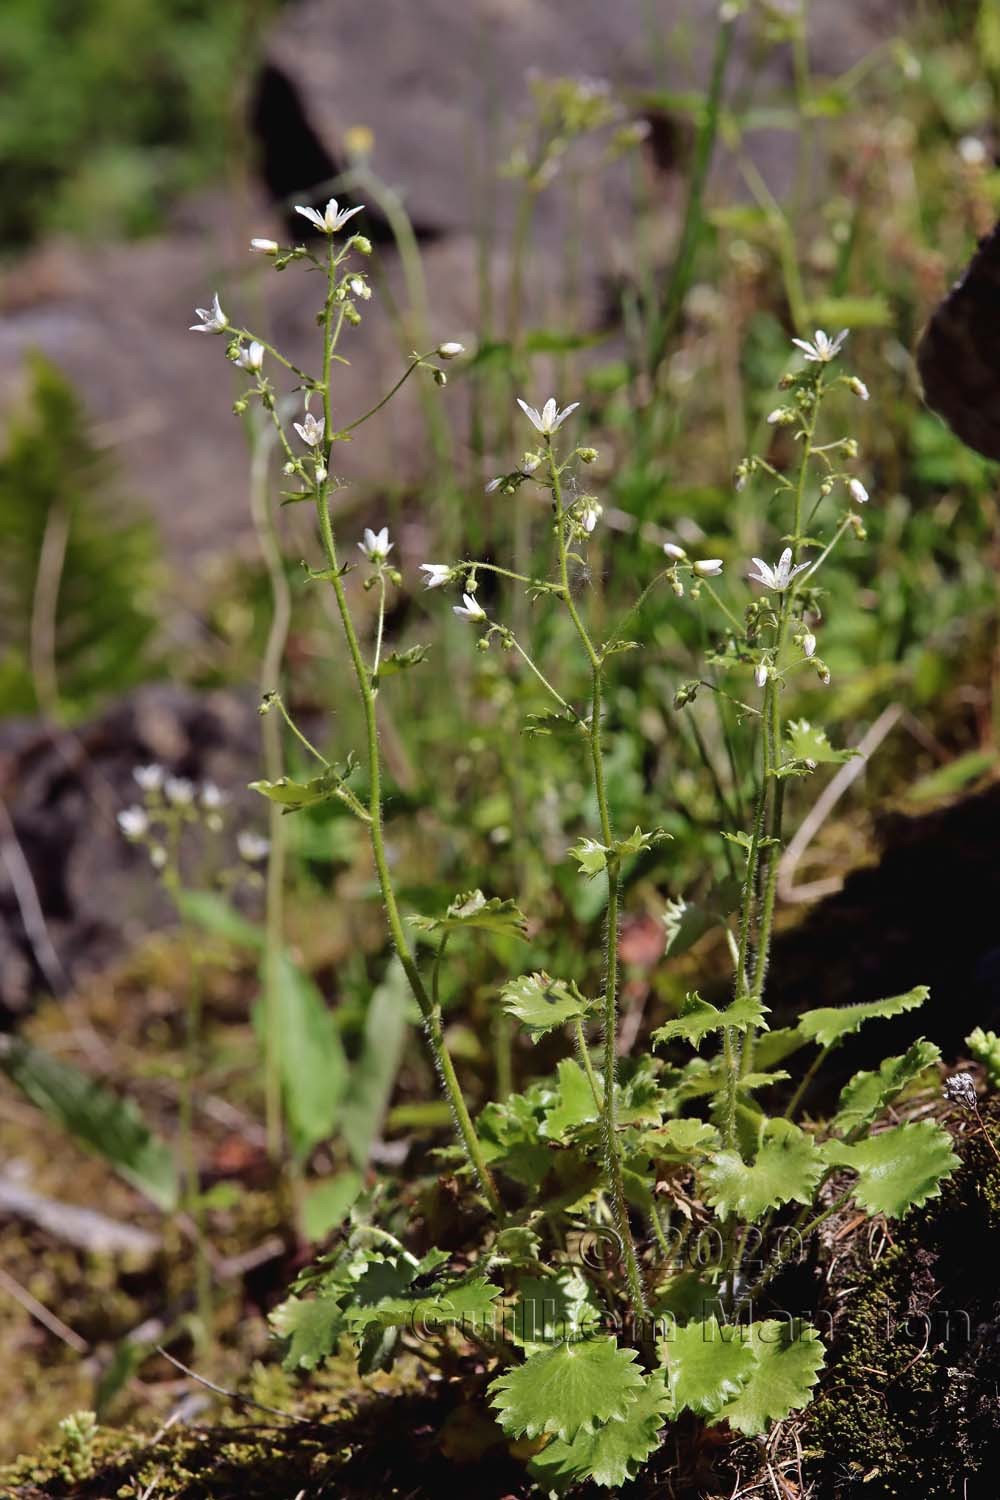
[548,442,647,1320]
[574,1017,605,1113]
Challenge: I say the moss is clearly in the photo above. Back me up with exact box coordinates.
[805,1099,1000,1497]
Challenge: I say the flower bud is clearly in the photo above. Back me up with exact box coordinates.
[848,477,869,505]
[349,234,373,255]
[848,376,870,401]
[578,446,599,464]
[662,542,687,561]
[433,369,447,386]
[250,238,279,255]
[802,632,816,658]
[767,407,795,426]
[755,662,769,687]
[436,342,465,360]
[693,557,724,577]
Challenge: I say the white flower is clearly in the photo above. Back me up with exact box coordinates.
[437,342,465,360]
[349,275,371,301]
[802,632,817,658]
[516,396,580,436]
[201,782,226,809]
[766,407,793,425]
[420,563,452,589]
[118,806,149,840]
[359,526,392,562]
[165,776,195,806]
[848,376,870,401]
[294,197,365,235]
[755,662,769,687]
[133,763,164,792]
[237,341,264,373]
[250,237,279,255]
[791,328,849,363]
[662,542,687,561]
[579,499,602,533]
[959,136,987,166]
[485,476,505,494]
[453,592,486,622]
[294,412,325,448]
[189,293,228,334]
[521,452,542,473]
[748,548,810,591]
[238,830,271,863]
[848,478,869,505]
[693,558,724,577]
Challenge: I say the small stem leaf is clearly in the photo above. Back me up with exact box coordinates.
[632,1118,721,1166]
[662,1315,757,1416]
[773,719,860,778]
[343,1272,503,1334]
[540,1058,601,1139]
[249,760,357,815]
[701,1118,825,1221]
[833,1039,942,1135]
[710,1318,825,1436]
[501,973,590,1038]
[823,1119,960,1217]
[489,1338,646,1443]
[652,991,768,1050]
[527,1372,673,1490]
[409,888,529,939]
[796,985,929,1049]
[569,837,610,877]
[373,643,430,679]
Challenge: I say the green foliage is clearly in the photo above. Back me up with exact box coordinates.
[652,991,768,1050]
[338,959,410,1168]
[824,1120,960,1218]
[0,355,161,716]
[260,954,347,1161]
[774,720,859,778]
[796,986,929,1050]
[250,757,358,815]
[711,1319,825,1436]
[701,1119,825,1221]
[409,889,529,939]
[663,1316,757,1416]
[0,0,268,244]
[833,1040,941,1134]
[966,1027,1000,1089]
[489,1339,646,1443]
[0,1036,176,1210]
[527,1371,672,1491]
[501,972,590,1038]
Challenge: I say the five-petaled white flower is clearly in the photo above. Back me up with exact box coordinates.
[294,412,325,448]
[189,293,228,334]
[516,396,580,436]
[791,328,848,364]
[748,548,810,591]
[133,763,164,792]
[237,341,264,373]
[359,526,392,562]
[453,593,486,622]
[294,197,365,235]
[118,806,149,840]
[238,830,271,863]
[848,478,869,505]
[165,776,195,806]
[420,563,451,589]
[693,558,724,577]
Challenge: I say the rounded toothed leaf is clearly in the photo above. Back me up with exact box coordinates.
[500,972,590,1038]
[833,1039,941,1135]
[796,986,928,1050]
[528,1371,673,1490]
[662,1315,757,1416]
[700,1118,825,1221]
[711,1319,826,1436]
[823,1119,960,1218]
[489,1338,645,1443]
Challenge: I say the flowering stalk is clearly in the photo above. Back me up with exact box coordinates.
[308,241,503,1219]
[545,439,648,1322]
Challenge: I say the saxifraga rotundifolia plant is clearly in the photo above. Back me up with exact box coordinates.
[189,212,962,1491]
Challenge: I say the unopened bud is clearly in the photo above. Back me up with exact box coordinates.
[349,234,373,255]
[578,446,599,464]
[848,376,870,401]
[250,238,279,255]
[802,632,816,658]
[663,542,687,561]
[437,342,465,360]
[433,369,448,386]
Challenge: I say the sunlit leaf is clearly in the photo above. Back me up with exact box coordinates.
[797,986,928,1050]
[653,991,768,1051]
[711,1319,825,1436]
[264,954,346,1160]
[270,1293,345,1371]
[833,1039,941,1135]
[823,1119,959,1218]
[663,1316,756,1416]
[700,1119,825,1221]
[569,837,609,877]
[490,1338,645,1442]
[528,1371,672,1490]
[409,888,529,939]
[501,973,589,1038]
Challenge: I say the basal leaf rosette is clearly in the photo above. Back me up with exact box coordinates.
[823,1119,959,1217]
[710,1318,826,1436]
[700,1118,825,1221]
[489,1338,646,1443]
